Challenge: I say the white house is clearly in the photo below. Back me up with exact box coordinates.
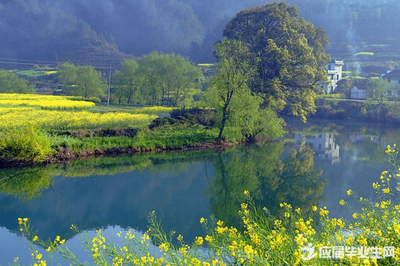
[322,60,344,94]
[350,86,367,99]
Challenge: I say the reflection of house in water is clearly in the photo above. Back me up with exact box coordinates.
[295,133,340,164]
[349,135,379,144]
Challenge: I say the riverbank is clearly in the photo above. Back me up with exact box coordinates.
[0,123,244,168]
[312,98,400,124]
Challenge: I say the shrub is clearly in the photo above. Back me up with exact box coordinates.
[0,126,52,163]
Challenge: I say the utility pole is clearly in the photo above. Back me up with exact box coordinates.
[107,66,112,106]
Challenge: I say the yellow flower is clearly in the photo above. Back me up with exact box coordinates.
[244,190,249,196]
[383,188,390,194]
[205,235,214,242]
[159,243,169,252]
[59,239,65,245]
[45,247,51,252]
[339,199,345,206]
[217,220,224,226]
[177,234,183,241]
[352,213,358,219]
[33,236,38,242]
[312,206,318,212]
[35,254,42,260]
[200,217,207,224]
[195,236,204,246]
[347,189,352,196]
[284,212,291,218]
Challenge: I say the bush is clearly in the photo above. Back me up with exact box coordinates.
[170,108,216,127]
[0,126,52,163]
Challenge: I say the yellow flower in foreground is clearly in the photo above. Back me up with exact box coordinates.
[383,188,390,194]
[200,217,207,224]
[217,220,224,226]
[312,206,318,212]
[159,243,169,252]
[177,234,183,241]
[339,199,345,206]
[347,189,352,196]
[33,236,38,242]
[195,236,204,246]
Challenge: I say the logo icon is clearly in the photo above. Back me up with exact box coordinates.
[301,243,317,261]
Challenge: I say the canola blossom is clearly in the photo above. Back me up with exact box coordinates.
[0,108,157,130]
[0,94,95,110]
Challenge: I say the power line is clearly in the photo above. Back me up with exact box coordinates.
[0,57,118,70]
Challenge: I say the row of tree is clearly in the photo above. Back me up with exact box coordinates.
[57,53,203,106]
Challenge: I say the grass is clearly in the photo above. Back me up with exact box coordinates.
[15,68,57,79]
[50,126,219,153]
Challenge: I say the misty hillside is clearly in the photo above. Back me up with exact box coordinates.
[2,0,400,69]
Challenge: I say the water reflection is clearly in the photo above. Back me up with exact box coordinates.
[0,119,398,264]
[295,133,340,164]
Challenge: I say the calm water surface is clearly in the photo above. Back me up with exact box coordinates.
[0,119,398,264]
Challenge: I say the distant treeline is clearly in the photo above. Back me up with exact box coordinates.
[0,52,204,107]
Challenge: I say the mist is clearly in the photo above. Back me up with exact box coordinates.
[1,0,400,67]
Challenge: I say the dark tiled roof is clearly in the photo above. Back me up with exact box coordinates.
[352,79,368,90]
[382,70,400,80]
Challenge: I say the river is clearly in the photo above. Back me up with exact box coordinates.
[0,118,397,264]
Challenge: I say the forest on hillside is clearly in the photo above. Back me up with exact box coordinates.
[1,0,400,69]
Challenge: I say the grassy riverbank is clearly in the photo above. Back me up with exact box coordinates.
[313,98,400,124]
[0,94,228,166]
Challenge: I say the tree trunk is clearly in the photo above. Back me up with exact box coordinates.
[218,105,229,140]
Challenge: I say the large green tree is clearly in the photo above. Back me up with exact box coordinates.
[223,2,330,121]
[0,70,33,94]
[58,63,105,98]
[207,39,283,141]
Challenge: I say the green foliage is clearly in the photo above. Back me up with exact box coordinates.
[136,52,203,107]
[336,79,354,98]
[0,70,33,93]
[366,78,389,109]
[208,39,283,141]
[113,59,141,105]
[223,2,330,121]
[0,126,52,163]
[58,63,105,98]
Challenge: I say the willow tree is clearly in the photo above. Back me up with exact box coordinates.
[223,2,330,121]
[208,39,283,141]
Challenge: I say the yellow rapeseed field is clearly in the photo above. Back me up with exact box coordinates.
[0,94,95,110]
[0,94,157,130]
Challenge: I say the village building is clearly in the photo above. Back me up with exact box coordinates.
[350,80,368,99]
[322,60,344,94]
[382,70,400,84]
